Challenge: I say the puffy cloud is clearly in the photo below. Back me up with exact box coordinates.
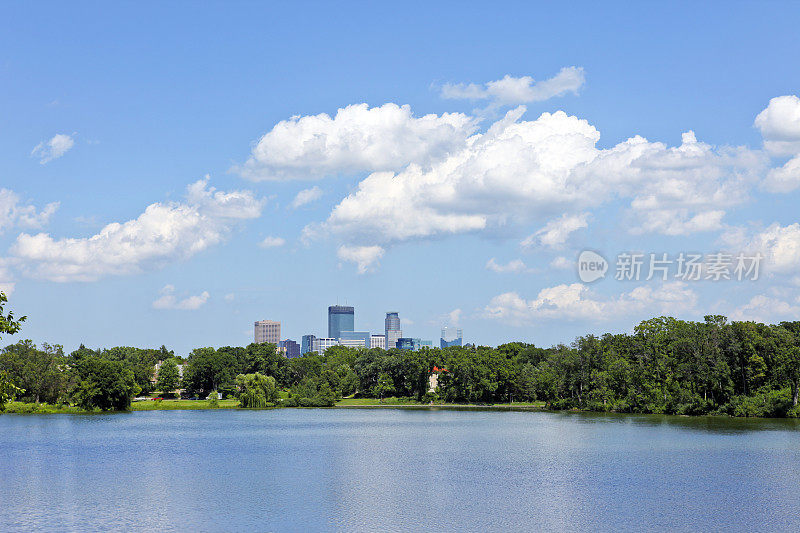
[234,103,477,181]
[733,223,800,274]
[524,213,589,248]
[11,179,264,282]
[484,281,696,324]
[485,257,528,273]
[259,236,286,248]
[310,109,761,250]
[31,133,75,164]
[763,155,800,193]
[730,293,800,323]
[0,189,59,234]
[152,285,210,310]
[441,67,585,105]
[337,245,384,274]
[754,95,800,156]
[290,186,323,208]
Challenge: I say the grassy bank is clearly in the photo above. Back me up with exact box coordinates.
[2,398,546,414]
[1,401,87,414]
[131,399,239,410]
[335,397,547,409]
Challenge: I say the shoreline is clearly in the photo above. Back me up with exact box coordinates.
[4,399,800,422]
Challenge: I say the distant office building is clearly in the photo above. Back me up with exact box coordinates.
[370,334,386,350]
[328,305,355,340]
[301,334,317,355]
[279,339,301,358]
[385,312,402,349]
[396,337,415,351]
[397,338,433,351]
[312,337,339,354]
[339,330,371,348]
[441,327,463,348]
[254,320,281,344]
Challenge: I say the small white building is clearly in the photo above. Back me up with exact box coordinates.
[370,335,386,350]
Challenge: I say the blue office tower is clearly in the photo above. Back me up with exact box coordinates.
[301,334,317,355]
[328,305,355,339]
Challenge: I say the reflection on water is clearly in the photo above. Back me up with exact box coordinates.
[1,409,799,532]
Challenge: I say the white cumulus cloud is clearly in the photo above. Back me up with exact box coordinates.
[31,133,75,164]
[0,189,59,234]
[728,222,800,275]
[152,285,210,310]
[337,245,384,274]
[484,282,697,324]
[11,179,264,282]
[763,155,800,193]
[234,103,477,181]
[755,95,800,156]
[441,67,585,105]
[307,108,761,253]
[291,186,323,208]
[731,293,800,323]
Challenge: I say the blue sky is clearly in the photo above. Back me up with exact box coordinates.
[3,1,800,354]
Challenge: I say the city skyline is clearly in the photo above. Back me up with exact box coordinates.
[257,304,462,354]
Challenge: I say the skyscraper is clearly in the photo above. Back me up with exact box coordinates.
[328,305,354,340]
[301,334,317,355]
[385,312,402,349]
[254,320,281,344]
[441,327,463,348]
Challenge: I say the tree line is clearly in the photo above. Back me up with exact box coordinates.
[2,291,800,417]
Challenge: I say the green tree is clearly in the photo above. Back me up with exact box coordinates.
[70,357,141,411]
[0,340,68,404]
[0,370,24,411]
[375,372,395,401]
[235,372,278,408]
[156,358,181,396]
[183,347,238,396]
[0,292,25,338]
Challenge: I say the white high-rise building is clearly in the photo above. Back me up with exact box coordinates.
[254,320,281,344]
[370,334,386,350]
[312,337,339,354]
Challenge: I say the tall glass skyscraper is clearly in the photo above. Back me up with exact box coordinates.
[385,312,402,349]
[301,334,317,355]
[328,305,354,339]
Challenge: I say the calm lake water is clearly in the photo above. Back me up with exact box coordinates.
[1,408,799,532]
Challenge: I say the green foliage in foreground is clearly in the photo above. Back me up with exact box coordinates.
[0,292,25,338]
[70,357,141,411]
[236,373,278,408]
[0,370,25,411]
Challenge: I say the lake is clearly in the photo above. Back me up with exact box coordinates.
[1,408,799,532]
